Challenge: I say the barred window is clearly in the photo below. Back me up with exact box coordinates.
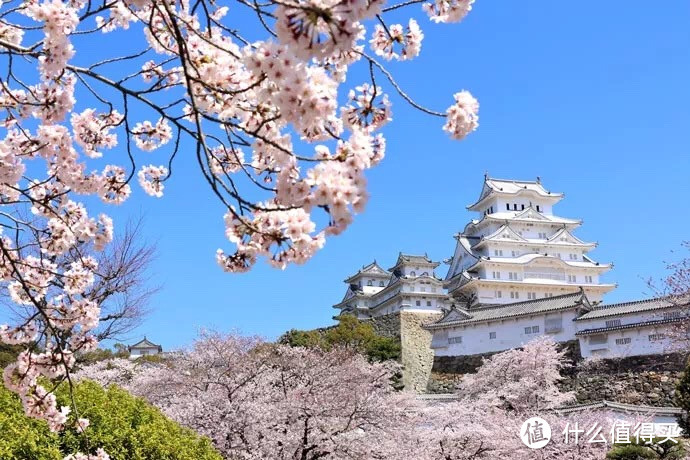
[448,336,463,344]
[605,319,622,328]
[663,311,681,320]
[615,337,631,345]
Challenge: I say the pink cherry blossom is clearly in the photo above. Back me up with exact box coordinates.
[443,90,479,140]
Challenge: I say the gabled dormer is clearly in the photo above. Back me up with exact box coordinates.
[546,227,597,249]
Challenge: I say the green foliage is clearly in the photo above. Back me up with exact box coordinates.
[607,438,686,460]
[131,353,166,364]
[607,444,658,460]
[0,381,223,460]
[676,357,690,435]
[279,315,401,362]
[76,345,130,365]
[0,342,26,369]
[0,382,63,460]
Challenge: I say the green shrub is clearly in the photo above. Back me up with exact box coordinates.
[0,381,222,460]
[607,437,686,459]
[0,384,62,460]
[279,315,401,362]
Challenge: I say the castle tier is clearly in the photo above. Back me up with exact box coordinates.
[444,176,616,307]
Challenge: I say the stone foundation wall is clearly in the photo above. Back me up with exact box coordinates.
[400,311,442,392]
[566,353,687,406]
[428,344,687,406]
[365,313,401,340]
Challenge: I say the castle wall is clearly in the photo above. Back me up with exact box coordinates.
[428,345,687,407]
[365,311,442,392]
[400,311,443,392]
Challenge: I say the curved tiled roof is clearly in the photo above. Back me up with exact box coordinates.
[129,337,162,351]
[425,290,590,329]
[344,260,391,282]
[467,177,563,210]
[554,400,682,416]
[575,317,685,336]
[575,297,688,321]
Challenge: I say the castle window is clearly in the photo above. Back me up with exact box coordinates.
[512,250,519,257]
[448,336,462,344]
[538,232,547,239]
[506,203,510,210]
[615,337,632,345]
[426,300,432,307]
[521,204,525,210]
[379,281,385,287]
[510,291,519,299]
[527,292,536,300]
[495,290,502,298]
[536,205,541,212]
[367,280,373,286]
[513,204,518,210]
[415,300,421,306]
[525,326,539,334]
[410,271,416,277]
[585,275,593,283]
[494,250,503,257]
[663,311,681,320]
[489,332,496,339]
[605,319,621,328]
[589,335,608,345]
[545,317,563,333]
[422,272,428,276]
[649,333,666,342]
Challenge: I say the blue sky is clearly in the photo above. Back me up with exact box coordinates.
[100,1,690,348]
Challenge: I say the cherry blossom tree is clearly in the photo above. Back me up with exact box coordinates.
[0,0,481,454]
[457,336,575,415]
[78,332,417,459]
[76,332,648,460]
[647,242,690,350]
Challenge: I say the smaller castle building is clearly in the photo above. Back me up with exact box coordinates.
[332,254,447,319]
[128,337,163,359]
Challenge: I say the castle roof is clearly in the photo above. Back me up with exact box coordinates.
[388,252,438,271]
[464,209,582,234]
[575,317,686,336]
[468,177,563,211]
[425,290,591,330]
[575,297,688,321]
[554,400,683,417]
[344,260,390,282]
[129,337,162,352]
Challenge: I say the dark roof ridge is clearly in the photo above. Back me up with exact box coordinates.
[595,295,677,310]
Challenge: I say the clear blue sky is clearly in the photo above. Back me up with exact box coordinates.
[103,2,690,348]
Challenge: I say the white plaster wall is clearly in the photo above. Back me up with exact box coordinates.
[579,324,676,358]
[432,309,580,356]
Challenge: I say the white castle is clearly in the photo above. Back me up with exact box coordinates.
[333,176,685,360]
